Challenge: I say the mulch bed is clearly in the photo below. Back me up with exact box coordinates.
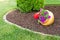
[6,6,60,36]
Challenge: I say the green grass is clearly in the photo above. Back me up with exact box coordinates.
[45,0,60,5]
[0,0,60,40]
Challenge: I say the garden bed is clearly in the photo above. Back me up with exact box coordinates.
[6,6,60,36]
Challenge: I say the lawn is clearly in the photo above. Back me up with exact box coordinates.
[0,0,60,40]
[45,0,60,5]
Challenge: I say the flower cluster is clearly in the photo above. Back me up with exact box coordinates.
[39,8,51,23]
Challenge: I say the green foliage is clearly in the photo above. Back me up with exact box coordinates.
[17,0,44,13]
[33,0,44,10]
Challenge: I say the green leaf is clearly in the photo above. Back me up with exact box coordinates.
[45,14,49,18]
[41,9,45,16]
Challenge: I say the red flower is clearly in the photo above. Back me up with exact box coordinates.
[34,13,40,19]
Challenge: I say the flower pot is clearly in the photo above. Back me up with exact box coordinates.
[38,10,54,26]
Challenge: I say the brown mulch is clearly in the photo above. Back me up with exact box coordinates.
[6,6,60,36]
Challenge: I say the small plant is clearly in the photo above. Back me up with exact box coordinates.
[34,8,54,26]
[39,9,51,23]
[34,8,51,22]
[17,0,44,13]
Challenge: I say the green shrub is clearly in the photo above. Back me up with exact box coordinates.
[17,0,44,13]
[33,0,44,10]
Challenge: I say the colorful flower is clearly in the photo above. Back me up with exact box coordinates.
[39,16,46,22]
[48,16,51,18]
[44,11,48,15]
[40,8,43,13]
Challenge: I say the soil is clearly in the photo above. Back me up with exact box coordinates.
[6,6,60,36]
